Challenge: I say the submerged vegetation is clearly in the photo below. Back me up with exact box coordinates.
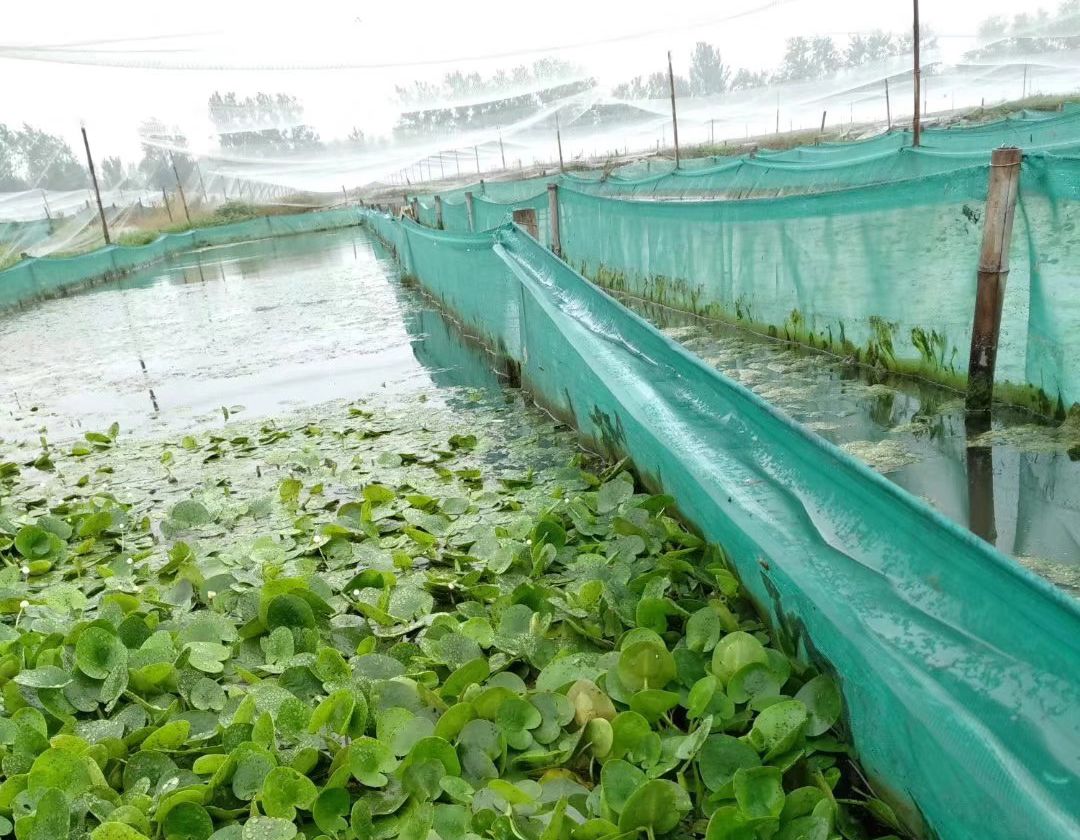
[0,394,904,840]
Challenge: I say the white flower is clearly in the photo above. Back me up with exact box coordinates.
[126,558,134,565]
[20,565,29,575]
[526,539,532,546]
[207,590,217,599]
[19,600,29,609]
[352,589,361,598]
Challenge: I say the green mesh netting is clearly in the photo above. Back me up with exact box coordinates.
[363,208,1080,840]
[407,110,1080,412]
[0,207,364,309]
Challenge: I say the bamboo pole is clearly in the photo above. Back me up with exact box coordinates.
[966,147,1022,413]
[171,160,191,224]
[196,163,209,203]
[547,183,561,257]
[162,187,173,222]
[913,0,922,147]
[80,126,110,244]
[465,191,475,232]
[667,51,681,168]
[556,114,565,173]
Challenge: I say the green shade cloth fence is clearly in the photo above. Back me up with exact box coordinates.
[0,207,364,309]
[415,149,1080,413]
[363,208,1079,840]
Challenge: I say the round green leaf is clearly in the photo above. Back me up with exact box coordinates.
[733,766,785,820]
[617,779,691,835]
[75,628,127,680]
[617,639,676,691]
[261,766,317,819]
[794,675,841,737]
[162,802,213,840]
[697,735,761,792]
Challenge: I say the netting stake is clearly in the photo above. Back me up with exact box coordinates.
[161,187,173,223]
[511,207,538,240]
[667,51,681,168]
[465,191,475,232]
[966,147,1021,414]
[885,78,892,129]
[81,126,110,245]
[556,113,565,173]
[434,196,443,230]
[547,183,561,257]
[913,0,922,147]
[171,158,192,224]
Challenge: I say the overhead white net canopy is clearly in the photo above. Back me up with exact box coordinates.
[2,0,1078,257]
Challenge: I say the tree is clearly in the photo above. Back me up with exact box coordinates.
[688,42,730,96]
[774,36,841,82]
[101,156,125,188]
[208,92,322,154]
[0,124,86,191]
[612,71,689,100]
[137,118,193,190]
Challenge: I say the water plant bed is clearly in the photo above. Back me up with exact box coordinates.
[0,392,904,840]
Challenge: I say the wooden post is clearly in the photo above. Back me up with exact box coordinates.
[710,118,715,145]
[966,147,1022,413]
[196,163,209,203]
[556,113,565,173]
[410,198,419,220]
[434,195,443,230]
[80,126,110,245]
[475,145,480,174]
[41,190,52,222]
[499,133,506,169]
[1022,64,1028,98]
[439,155,445,180]
[547,183,561,257]
[161,187,174,222]
[511,207,538,240]
[172,161,192,224]
[479,178,486,196]
[913,0,922,147]
[465,191,475,232]
[667,51,681,168]
[885,77,892,128]
[820,110,827,134]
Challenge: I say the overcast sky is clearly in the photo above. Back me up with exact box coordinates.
[0,0,1068,161]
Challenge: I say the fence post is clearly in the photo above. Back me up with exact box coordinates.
[512,208,538,240]
[410,198,419,221]
[966,146,1022,413]
[434,196,444,230]
[547,183,561,257]
[465,191,475,232]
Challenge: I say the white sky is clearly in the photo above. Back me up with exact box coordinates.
[0,0,1068,165]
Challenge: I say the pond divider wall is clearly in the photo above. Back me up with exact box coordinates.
[0,207,365,310]
[364,208,1080,840]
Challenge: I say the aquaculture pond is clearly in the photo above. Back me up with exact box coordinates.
[0,228,904,840]
[618,296,1080,594]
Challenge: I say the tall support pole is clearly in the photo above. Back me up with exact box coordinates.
[171,160,192,224]
[710,118,715,145]
[465,191,475,232]
[162,187,174,222]
[410,198,419,220]
[966,147,1022,413]
[434,195,443,230]
[499,133,506,169]
[667,51,681,168]
[547,183,561,257]
[912,0,922,147]
[885,77,892,128]
[474,146,480,175]
[439,155,445,180]
[456,152,461,178]
[556,113,565,173]
[196,163,209,203]
[41,190,52,222]
[820,110,827,135]
[81,126,110,245]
